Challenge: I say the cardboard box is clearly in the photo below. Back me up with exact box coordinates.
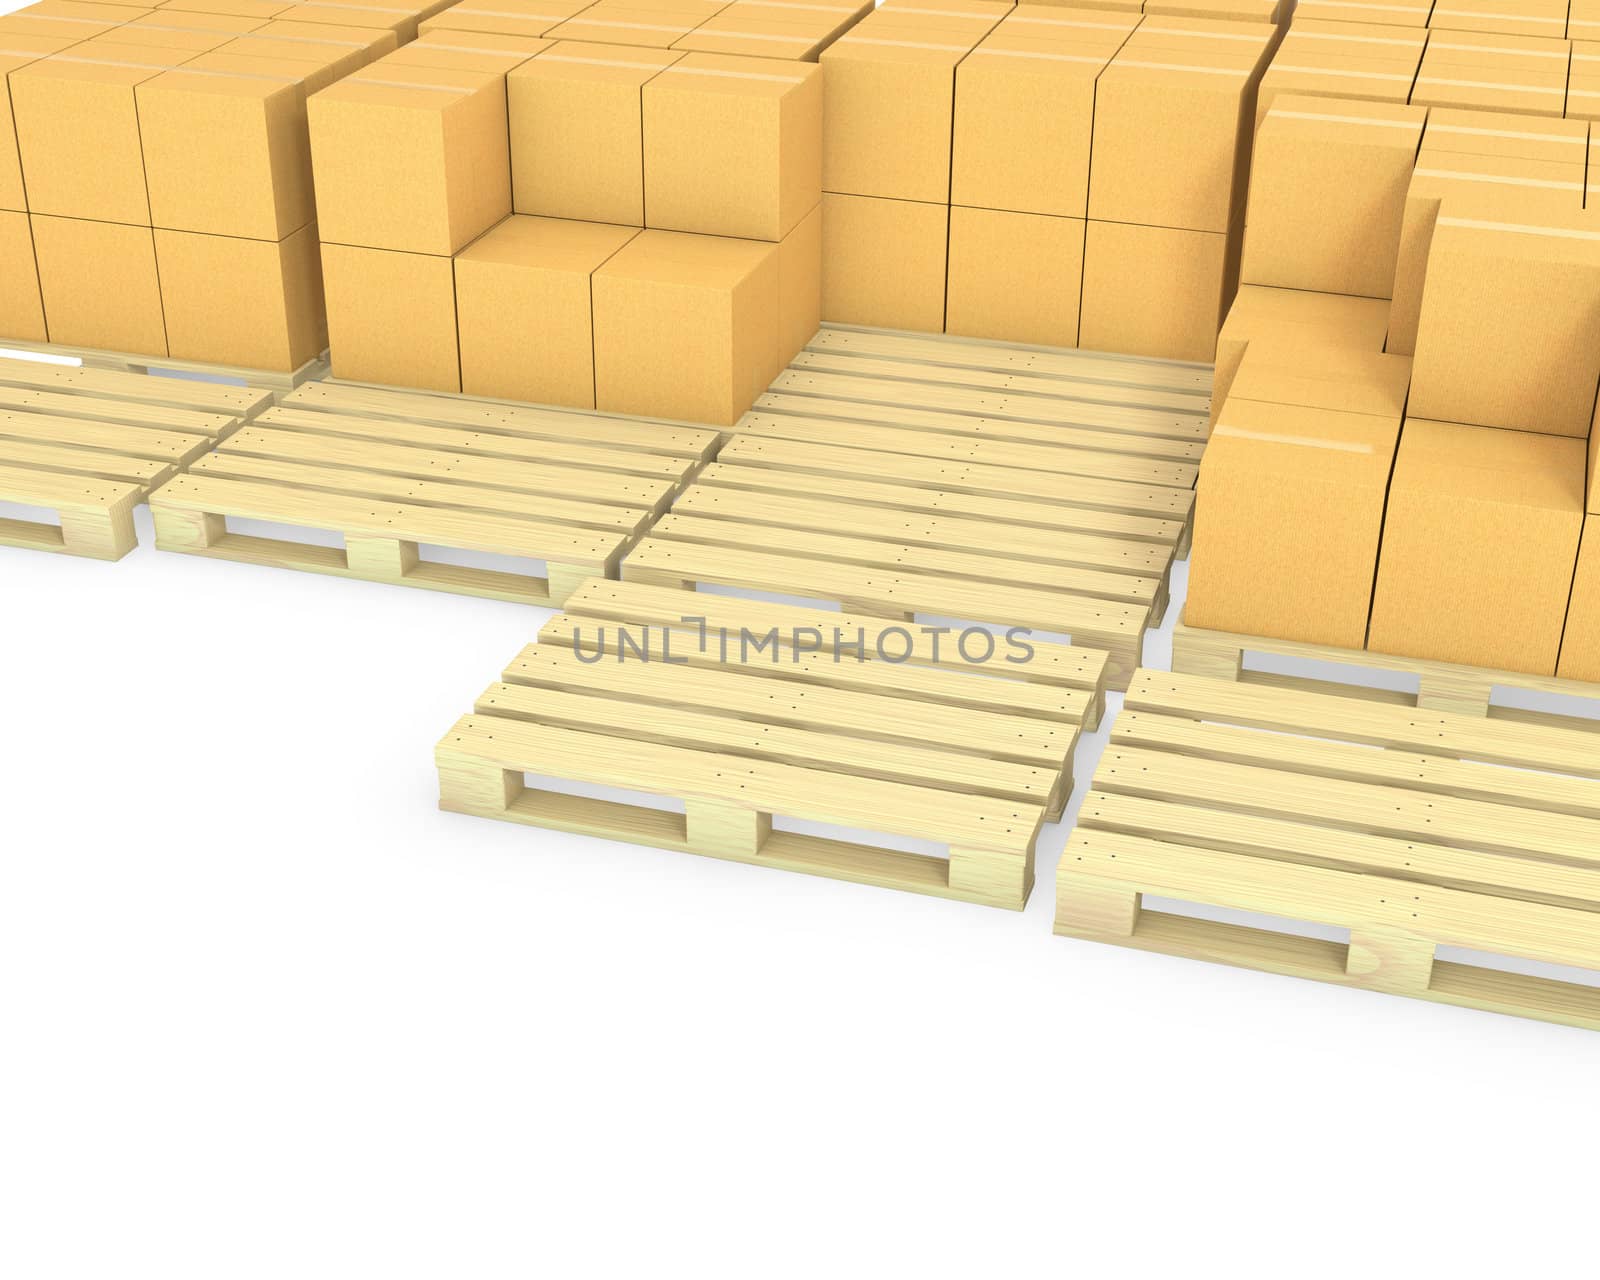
[155,223,326,370]
[673,2,871,61]
[545,1,726,48]
[1087,18,1273,234]
[1410,30,1571,117]
[0,208,46,342]
[7,1,154,27]
[91,10,263,49]
[321,241,460,391]
[1368,419,1586,675]
[778,199,821,360]
[819,190,947,331]
[946,205,1083,348]
[220,28,396,93]
[308,59,511,255]
[1409,218,1600,438]
[950,5,1137,220]
[282,0,440,41]
[31,213,167,355]
[1427,0,1569,40]
[592,227,782,425]
[1213,284,1391,429]
[1144,0,1283,20]
[419,0,594,39]
[1559,516,1600,682]
[1254,20,1428,124]
[509,42,681,224]
[642,52,820,241]
[1573,2,1600,43]
[1240,94,1424,300]
[1,33,81,213]
[820,2,1012,203]
[1080,218,1237,363]
[454,214,639,407]
[1292,0,1430,22]
[9,38,200,224]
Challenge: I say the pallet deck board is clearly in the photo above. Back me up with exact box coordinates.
[1055,668,1600,1032]
[0,339,326,392]
[437,579,1113,908]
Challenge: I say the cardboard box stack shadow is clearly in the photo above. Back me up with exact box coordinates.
[0,0,447,369]
[308,9,833,425]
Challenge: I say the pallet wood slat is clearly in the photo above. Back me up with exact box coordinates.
[437,579,1113,908]
[0,339,325,392]
[1055,668,1600,1032]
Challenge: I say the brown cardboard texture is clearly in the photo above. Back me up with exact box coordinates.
[1573,0,1600,43]
[1410,31,1570,117]
[675,3,872,62]
[454,214,639,407]
[946,205,1083,348]
[0,209,46,342]
[1558,516,1600,681]
[950,5,1137,219]
[321,242,460,391]
[1254,20,1428,124]
[1080,217,1236,363]
[419,0,594,39]
[778,200,821,361]
[593,228,782,425]
[386,26,550,72]
[545,2,724,49]
[1563,42,1600,122]
[308,60,510,256]
[819,191,947,331]
[1293,0,1430,23]
[1409,218,1600,438]
[1428,0,1569,40]
[1368,419,1586,675]
[31,213,167,355]
[1241,94,1424,299]
[1144,0,1283,21]
[509,42,681,225]
[820,4,1011,203]
[643,53,820,241]
[1,33,80,213]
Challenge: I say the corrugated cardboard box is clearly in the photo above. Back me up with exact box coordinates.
[593,227,782,425]
[9,38,200,224]
[225,24,400,91]
[31,213,167,354]
[545,1,726,48]
[508,42,682,224]
[87,12,262,52]
[389,26,550,70]
[674,1,871,61]
[820,2,1012,203]
[1087,18,1273,234]
[419,0,595,39]
[1292,0,1430,23]
[1428,0,1569,40]
[778,200,821,360]
[1079,217,1237,362]
[1573,2,1600,43]
[1565,41,1600,122]
[1144,0,1283,20]
[307,59,512,255]
[454,214,640,406]
[1254,20,1428,124]
[0,209,46,342]
[642,52,820,241]
[10,1,154,26]
[819,191,948,330]
[1187,351,1407,648]
[1409,217,1600,438]
[1,32,81,213]
[1240,94,1424,299]
[1410,30,1571,117]
[321,241,461,391]
[281,0,445,42]
[946,206,1083,348]
[1559,515,1600,682]
[156,223,326,369]
[950,4,1138,220]
[1368,419,1586,675]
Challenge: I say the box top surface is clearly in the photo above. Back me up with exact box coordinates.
[27,0,156,19]
[649,48,819,93]
[312,57,498,102]
[107,10,268,33]
[729,0,870,15]
[597,227,776,286]
[510,38,683,80]
[672,21,830,59]
[1210,400,1403,475]
[458,214,640,270]
[240,18,398,46]
[87,23,258,51]
[418,0,594,37]
[387,27,550,67]
[1221,284,1392,347]
[155,0,296,14]
[1421,29,1574,62]
[14,38,202,82]
[878,0,1015,16]
[0,31,83,58]
[545,6,713,44]
[1145,0,1280,19]
[216,31,370,62]
[683,4,852,36]
[1420,108,1589,162]
[823,9,1003,65]
[1395,419,1587,511]
[1261,91,1427,138]
[1293,0,1431,24]
[138,47,325,91]
[1230,344,1413,419]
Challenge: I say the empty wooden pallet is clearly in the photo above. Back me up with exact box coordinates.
[437,578,1113,909]
[0,355,272,559]
[148,382,719,605]
[1055,669,1600,1032]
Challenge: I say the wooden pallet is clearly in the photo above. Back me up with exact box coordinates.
[1172,615,1600,729]
[0,356,271,560]
[148,382,720,605]
[437,579,1113,909]
[0,338,329,393]
[1055,669,1600,1032]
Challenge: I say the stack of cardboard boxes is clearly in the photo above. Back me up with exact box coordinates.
[308,27,826,424]
[0,0,427,369]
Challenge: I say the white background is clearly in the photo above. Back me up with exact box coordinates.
[5,0,1599,1272]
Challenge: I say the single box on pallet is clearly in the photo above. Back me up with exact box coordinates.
[307,59,512,256]
[1241,94,1424,300]
[1253,19,1426,124]
[1368,420,1586,676]
[950,4,1137,220]
[642,52,820,241]
[945,206,1082,349]
[1087,18,1273,235]
[1410,30,1570,117]
[455,214,640,407]
[1188,347,1408,649]
[419,0,594,39]
[593,228,782,425]
[674,1,871,61]
[546,1,725,48]
[30,213,167,355]
[1428,0,1569,39]
[156,223,327,370]
[322,241,460,391]
[1079,218,1238,363]
[509,42,682,225]
[819,1,1012,204]
[0,209,46,342]
[1560,516,1600,682]
[819,190,947,331]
